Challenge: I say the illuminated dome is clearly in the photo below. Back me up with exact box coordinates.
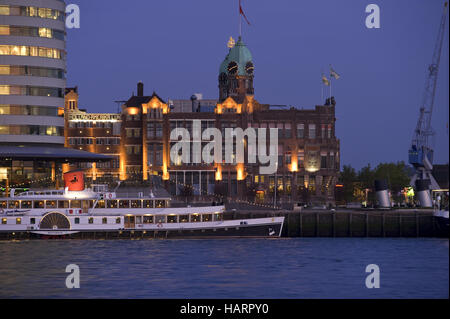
[219,37,254,76]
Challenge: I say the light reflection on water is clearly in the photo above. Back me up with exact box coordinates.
[0,238,448,299]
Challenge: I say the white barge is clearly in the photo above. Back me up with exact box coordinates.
[0,172,284,240]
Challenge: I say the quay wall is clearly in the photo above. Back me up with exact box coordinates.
[224,209,446,238]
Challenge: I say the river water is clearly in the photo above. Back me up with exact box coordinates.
[0,238,448,299]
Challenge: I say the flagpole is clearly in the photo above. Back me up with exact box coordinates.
[321,82,323,104]
[329,77,332,101]
[321,73,324,104]
[239,0,242,37]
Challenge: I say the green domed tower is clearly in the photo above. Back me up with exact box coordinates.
[218,36,254,102]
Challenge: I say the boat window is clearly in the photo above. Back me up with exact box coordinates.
[107,200,118,208]
[116,217,121,224]
[45,200,57,209]
[21,201,32,209]
[34,200,44,209]
[30,218,35,224]
[155,215,166,224]
[119,200,129,208]
[87,200,95,208]
[102,217,108,224]
[167,215,177,223]
[131,200,142,208]
[70,200,81,208]
[143,200,154,208]
[191,214,201,222]
[88,217,94,224]
[136,216,142,224]
[74,218,80,224]
[202,214,212,222]
[58,201,69,208]
[97,200,106,208]
[2,218,7,224]
[0,201,7,209]
[16,218,21,224]
[155,200,166,208]
[143,216,153,224]
[8,201,19,209]
[214,213,223,221]
[179,215,189,223]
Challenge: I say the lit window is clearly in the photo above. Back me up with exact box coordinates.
[16,218,21,224]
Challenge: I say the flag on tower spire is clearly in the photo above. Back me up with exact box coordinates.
[239,0,251,25]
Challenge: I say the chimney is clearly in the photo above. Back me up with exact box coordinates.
[137,82,144,97]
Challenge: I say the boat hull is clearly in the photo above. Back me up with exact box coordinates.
[433,210,449,238]
[0,219,284,240]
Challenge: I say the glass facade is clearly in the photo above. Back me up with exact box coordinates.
[0,1,66,146]
[0,5,65,21]
[0,105,58,116]
[0,125,63,136]
[0,45,64,59]
[0,65,65,79]
[0,26,65,40]
[0,85,63,97]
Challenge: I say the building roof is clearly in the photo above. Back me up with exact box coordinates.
[219,36,253,76]
[125,92,166,108]
[0,146,113,162]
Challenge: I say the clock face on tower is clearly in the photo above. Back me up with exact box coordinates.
[245,62,254,75]
[228,61,238,75]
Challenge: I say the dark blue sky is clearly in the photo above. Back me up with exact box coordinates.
[66,0,449,169]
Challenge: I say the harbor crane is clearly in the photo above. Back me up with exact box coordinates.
[409,2,448,207]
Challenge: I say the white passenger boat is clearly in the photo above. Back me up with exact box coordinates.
[0,172,284,240]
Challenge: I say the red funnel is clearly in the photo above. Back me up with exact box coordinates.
[64,171,85,191]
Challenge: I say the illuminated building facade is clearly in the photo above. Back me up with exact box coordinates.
[66,37,340,205]
[64,87,121,181]
[0,0,66,186]
[0,0,66,146]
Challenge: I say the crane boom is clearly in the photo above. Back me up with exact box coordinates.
[409,2,448,206]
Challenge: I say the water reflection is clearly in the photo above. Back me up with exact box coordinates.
[0,238,448,299]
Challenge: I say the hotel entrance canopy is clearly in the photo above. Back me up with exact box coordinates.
[0,146,113,163]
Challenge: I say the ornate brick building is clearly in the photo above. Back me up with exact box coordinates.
[65,36,340,205]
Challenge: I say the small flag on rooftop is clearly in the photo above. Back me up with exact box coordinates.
[322,74,330,86]
[330,65,340,80]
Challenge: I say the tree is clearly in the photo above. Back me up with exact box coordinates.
[374,161,410,202]
[340,165,357,203]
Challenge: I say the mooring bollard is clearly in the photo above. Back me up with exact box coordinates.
[366,213,369,237]
[332,213,336,237]
[299,213,303,237]
[416,212,420,237]
[349,213,352,237]
[316,213,319,237]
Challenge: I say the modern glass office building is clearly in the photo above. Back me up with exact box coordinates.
[0,0,66,146]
